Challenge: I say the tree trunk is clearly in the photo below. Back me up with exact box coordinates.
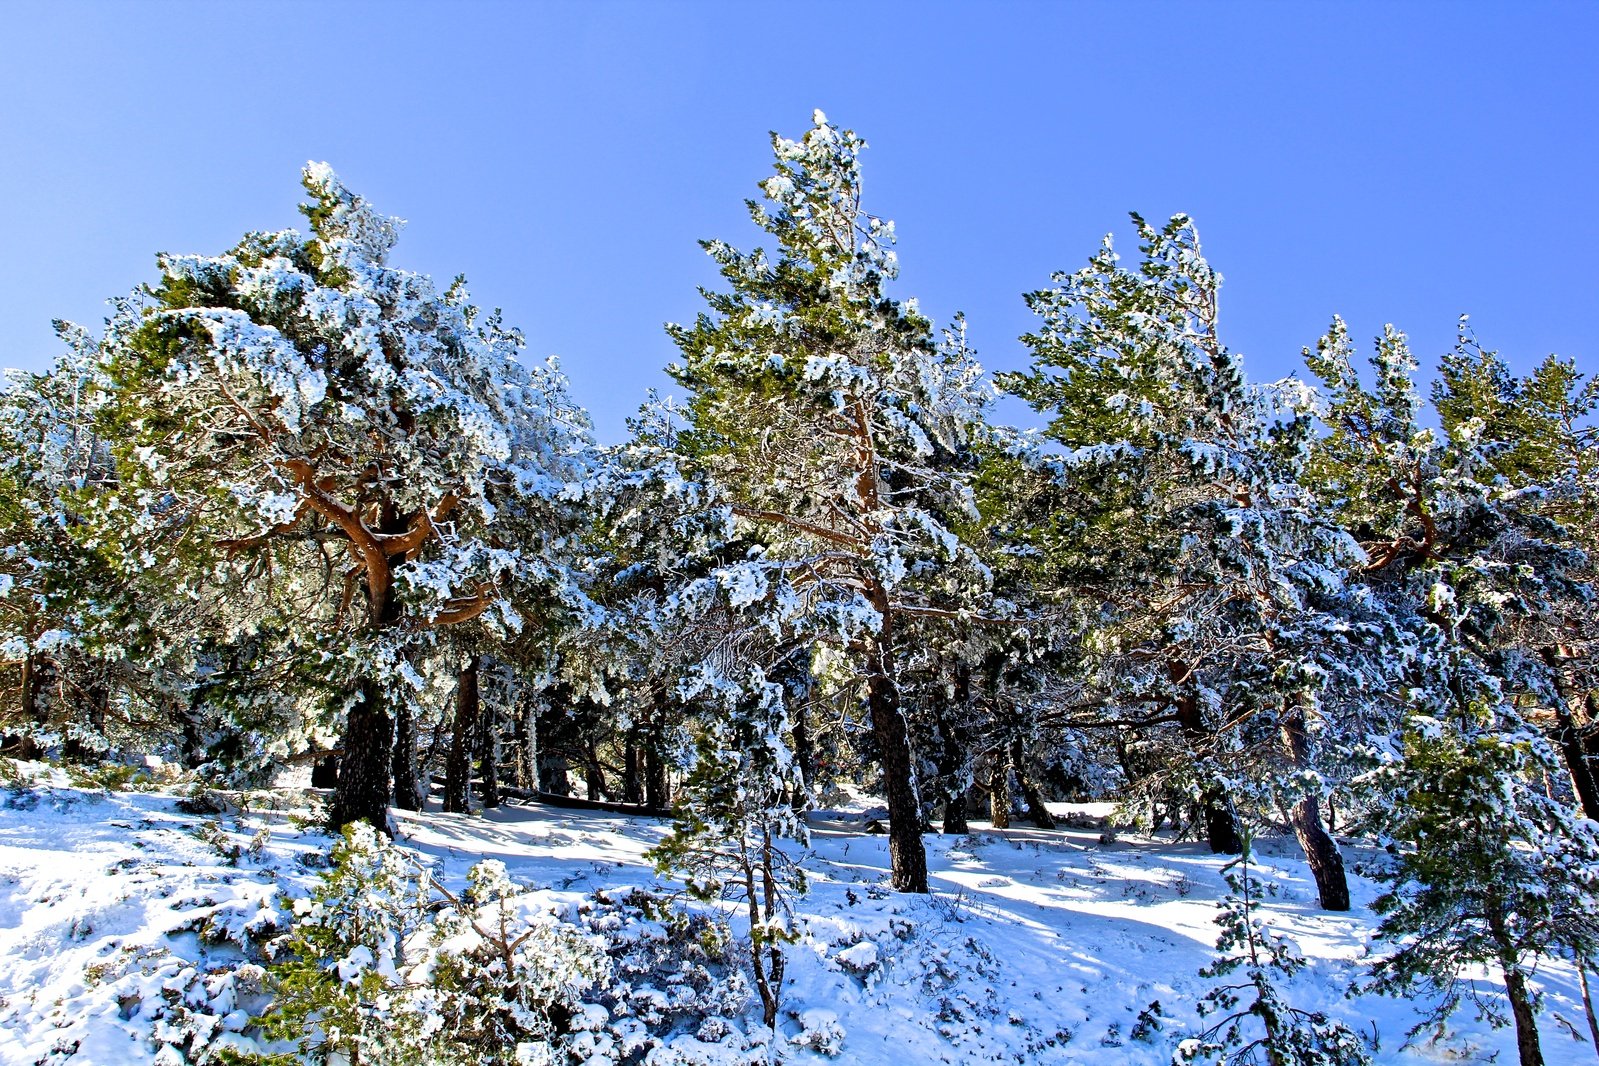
[63,676,109,763]
[390,697,422,811]
[331,685,394,832]
[443,657,478,814]
[1170,662,1242,854]
[645,687,671,810]
[937,661,971,835]
[622,734,643,806]
[585,741,604,801]
[12,651,50,760]
[1489,902,1546,1066]
[1012,737,1057,829]
[478,699,501,809]
[508,691,535,791]
[864,590,928,893]
[310,756,340,789]
[989,748,1011,830]
[1279,697,1350,910]
[1504,965,1546,1066]
[1576,955,1599,1060]
[1542,646,1599,820]
[791,694,813,813]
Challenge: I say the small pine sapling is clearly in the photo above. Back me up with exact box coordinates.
[648,668,809,1030]
[252,824,606,1066]
[1178,832,1370,1066]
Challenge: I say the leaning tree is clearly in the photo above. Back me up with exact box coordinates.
[89,164,593,829]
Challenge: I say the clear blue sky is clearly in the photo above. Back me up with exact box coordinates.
[3,1,1595,442]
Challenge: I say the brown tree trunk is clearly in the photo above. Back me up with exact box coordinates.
[790,695,813,813]
[864,587,927,893]
[937,661,971,835]
[443,657,478,814]
[12,651,50,760]
[1504,965,1546,1066]
[622,733,643,806]
[585,741,604,801]
[1489,903,1546,1066]
[1542,646,1599,820]
[645,687,670,810]
[63,676,109,763]
[331,685,394,832]
[1279,697,1350,911]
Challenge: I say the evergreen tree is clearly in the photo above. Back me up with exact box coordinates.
[666,112,996,892]
[87,164,593,831]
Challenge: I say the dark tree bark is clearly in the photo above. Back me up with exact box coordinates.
[790,693,813,813]
[443,656,478,814]
[644,686,671,810]
[390,696,422,811]
[10,651,51,760]
[1170,661,1242,854]
[864,586,928,893]
[331,686,394,832]
[1012,737,1057,829]
[63,676,109,763]
[508,692,534,791]
[310,756,340,789]
[936,661,971,835]
[1542,646,1599,820]
[622,733,643,806]
[989,747,1012,830]
[584,741,604,801]
[1279,698,1350,911]
[1489,903,1546,1066]
[478,699,501,810]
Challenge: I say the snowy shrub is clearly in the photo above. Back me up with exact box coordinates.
[647,666,808,1029]
[788,1008,846,1056]
[246,824,608,1065]
[576,886,755,1058]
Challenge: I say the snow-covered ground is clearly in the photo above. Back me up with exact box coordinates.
[1,767,1593,1064]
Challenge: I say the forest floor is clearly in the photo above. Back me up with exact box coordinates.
[0,763,1594,1065]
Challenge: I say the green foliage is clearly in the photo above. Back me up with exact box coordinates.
[1357,696,1599,1039]
[648,668,808,1028]
[251,824,608,1065]
[1179,834,1370,1066]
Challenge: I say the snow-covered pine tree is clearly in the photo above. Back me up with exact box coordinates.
[0,329,126,760]
[87,164,593,831]
[1179,830,1370,1066]
[647,660,809,1030]
[1305,316,1599,1065]
[665,112,996,893]
[1431,331,1599,818]
[1356,650,1599,1066]
[1000,213,1360,875]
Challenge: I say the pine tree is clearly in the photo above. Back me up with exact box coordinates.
[1179,832,1370,1066]
[1001,214,1341,860]
[86,164,593,830]
[665,112,996,892]
[1357,667,1599,1066]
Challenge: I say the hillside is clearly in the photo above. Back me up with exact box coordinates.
[1,765,1593,1065]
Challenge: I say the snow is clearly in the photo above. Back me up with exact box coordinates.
[1,768,1594,1064]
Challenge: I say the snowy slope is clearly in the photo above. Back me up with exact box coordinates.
[1,769,1594,1065]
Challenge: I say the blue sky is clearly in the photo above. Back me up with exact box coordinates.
[3,1,1595,442]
